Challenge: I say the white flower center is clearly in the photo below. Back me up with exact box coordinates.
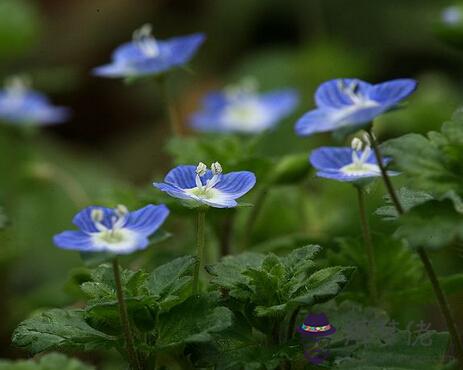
[220,98,271,132]
[133,23,160,58]
[89,205,135,249]
[333,80,380,122]
[340,142,381,176]
[1,76,29,110]
[186,162,223,200]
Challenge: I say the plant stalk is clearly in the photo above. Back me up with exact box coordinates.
[367,128,463,367]
[112,258,141,370]
[355,186,378,304]
[193,209,206,295]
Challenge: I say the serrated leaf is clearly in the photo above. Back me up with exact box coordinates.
[375,188,434,220]
[383,109,463,213]
[0,353,95,370]
[394,199,463,250]
[156,294,233,350]
[143,255,197,312]
[209,246,354,318]
[12,309,116,354]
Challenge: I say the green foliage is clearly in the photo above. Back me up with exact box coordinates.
[383,110,463,213]
[394,199,463,250]
[208,245,354,321]
[0,353,94,370]
[321,302,450,369]
[12,309,116,354]
[326,236,423,302]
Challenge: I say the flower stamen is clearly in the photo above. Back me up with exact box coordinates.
[133,23,160,58]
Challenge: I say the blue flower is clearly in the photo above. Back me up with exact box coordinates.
[0,76,69,125]
[295,78,417,136]
[53,204,169,254]
[442,6,462,25]
[309,137,398,183]
[93,24,205,78]
[190,78,298,134]
[153,162,256,208]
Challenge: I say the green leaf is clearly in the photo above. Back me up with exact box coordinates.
[143,255,197,312]
[12,309,116,354]
[156,294,233,350]
[375,188,434,220]
[208,246,354,318]
[0,353,95,370]
[326,236,423,301]
[394,199,463,250]
[383,109,463,213]
[334,330,449,369]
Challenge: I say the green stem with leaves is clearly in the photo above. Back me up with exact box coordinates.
[112,258,141,370]
[193,209,206,295]
[367,127,463,367]
[355,186,378,304]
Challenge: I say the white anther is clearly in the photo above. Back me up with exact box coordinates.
[196,162,208,176]
[351,137,363,151]
[211,162,222,175]
[133,23,159,57]
[91,208,104,223]
[115,204,129,217]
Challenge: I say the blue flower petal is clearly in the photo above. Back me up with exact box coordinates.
[310,147,353,170]
[153,183,192,200]
[316,170,381,182]
[315,79,372,108]
[160,33,205,66]
[214,171,256,198]
[164,165,197,188]
[125,204,169,235]
[94,33,205,78]
[294,109,339,136]
[72,206,114,232]
[53,231,94,251]
[260,89,299,123]
[202,198,238,208]
[368,79,418,107]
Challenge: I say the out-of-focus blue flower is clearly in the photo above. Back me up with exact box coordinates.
[309,137,397,183]
[0,76,69,125]
[190,78,298,134]
[154,162,256,208]
[442,6,462,25]
[93,24,205,78]
[295,78,417,136]
[53,204,169,255]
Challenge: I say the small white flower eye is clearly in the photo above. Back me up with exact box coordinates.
[196,162,208,176]
[351,137,363,151]
[91,208,104,222]
[133,23,153,40]
[211,162,222,175]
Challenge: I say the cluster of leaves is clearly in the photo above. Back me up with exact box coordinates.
[12,246,353,369]
[382,109,463,250]
[0,353,94,370]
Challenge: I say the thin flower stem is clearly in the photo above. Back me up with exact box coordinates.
[112,258,141,370]
[219,210,235,256]
[355,186,378,304]
[367,128,463,367]
[193,209,206,295]
[159,75,183,137]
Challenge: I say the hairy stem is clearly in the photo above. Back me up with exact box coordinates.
[367,128,463,367]
[159,75,182,137]
[193,210,206,295]
[112,258,141,370]
[356,186,378,304]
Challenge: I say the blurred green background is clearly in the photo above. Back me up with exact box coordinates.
[1,0,463,365]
